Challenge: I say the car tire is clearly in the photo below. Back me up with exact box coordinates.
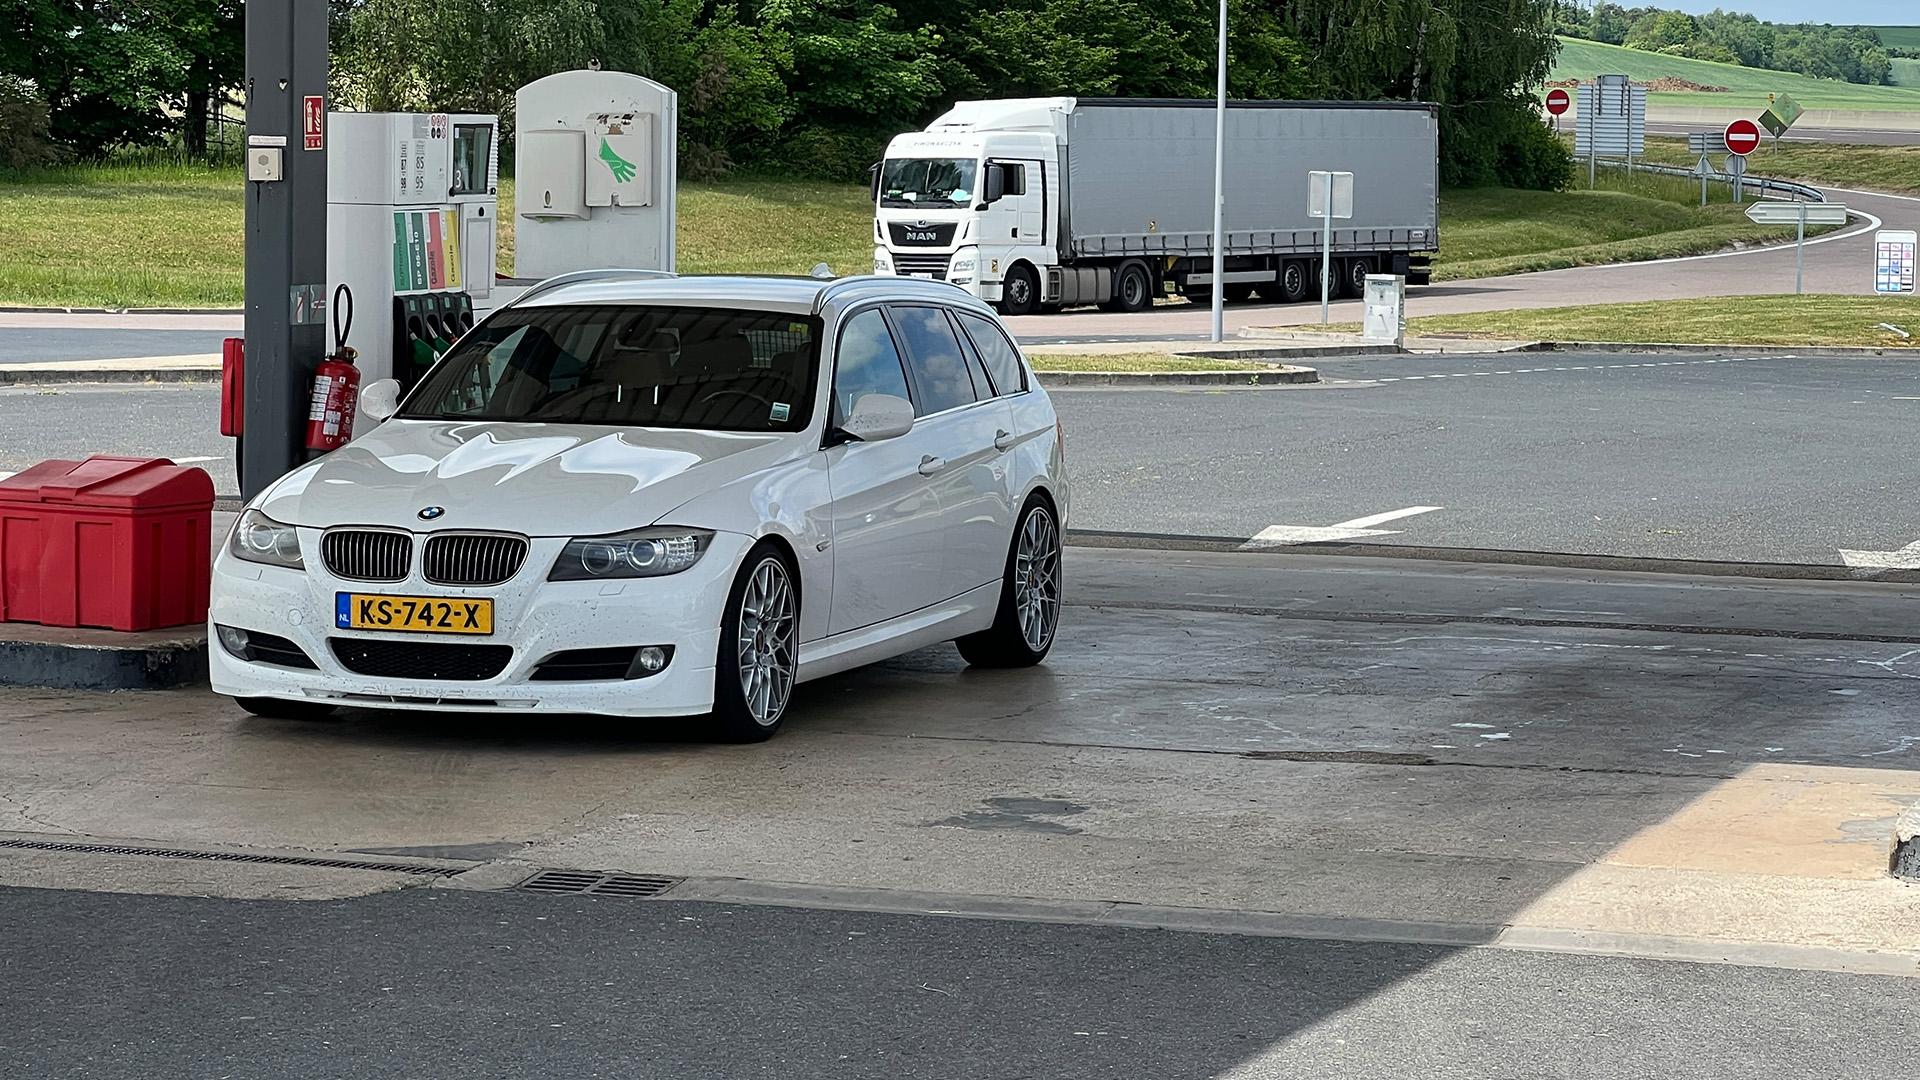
[235,696,338,721]
[997,263,1040,317]
[957,497,1063,669]
[712,544,800,742]
[1341,256,1374,299]
[1100,261,1153,313]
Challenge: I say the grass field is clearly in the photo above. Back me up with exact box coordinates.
[0,160,1818,307]
[1635,137,1920,196]
[1552,36,1920,112]
[1870,26,1920,51]
[1402,295,1920,348]
[1889,58,1920,88]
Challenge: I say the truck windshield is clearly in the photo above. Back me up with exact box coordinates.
[880,158,977,208]
[398,304,820,433]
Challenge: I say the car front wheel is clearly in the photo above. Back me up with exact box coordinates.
[713,547,799,741]
[957,498,1062,668]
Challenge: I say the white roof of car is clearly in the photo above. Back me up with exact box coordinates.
[511,271,989,318]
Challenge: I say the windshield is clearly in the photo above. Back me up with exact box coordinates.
[880,158,977,208]
[398,304,820,432]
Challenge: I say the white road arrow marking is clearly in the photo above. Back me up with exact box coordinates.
[1243,506,1443,548]
[1838,540,1920,577]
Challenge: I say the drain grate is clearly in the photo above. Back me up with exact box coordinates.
[0,838,454,876]
[517,869,682,898]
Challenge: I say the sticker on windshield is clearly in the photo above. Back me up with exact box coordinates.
[788,322,808,335]
[770,402,791,422]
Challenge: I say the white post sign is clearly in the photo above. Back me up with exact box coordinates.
[1745,201,1848,294]
[1875,230,1917,295]
[1307,169,1353,325]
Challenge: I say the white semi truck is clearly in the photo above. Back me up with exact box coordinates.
[872,97,1440,315]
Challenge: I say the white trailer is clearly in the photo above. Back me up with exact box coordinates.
[872,97,1440,314]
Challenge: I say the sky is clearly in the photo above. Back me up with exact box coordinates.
[1659,0,1913,23]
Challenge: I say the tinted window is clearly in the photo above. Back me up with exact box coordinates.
[833,309,912,423]
[400,304,818,432]
[891,306,979,416]
[999,162,1026,196]
[956,312,1027,395]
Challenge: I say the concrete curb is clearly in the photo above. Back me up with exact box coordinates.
[0,368,221,386]
[0,624,209,690]
[1065,527,1920,584]
[0,305,242,316]
[1037,365,1318,387]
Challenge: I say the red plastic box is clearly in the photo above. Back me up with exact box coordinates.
[0,456,216,631]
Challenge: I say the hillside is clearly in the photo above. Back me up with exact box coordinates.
[1551,36,1920,111]
[1869,26,1920,51]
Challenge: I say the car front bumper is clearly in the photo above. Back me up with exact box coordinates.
[208,529,753,717]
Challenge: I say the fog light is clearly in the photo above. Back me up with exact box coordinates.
[629,645,673,678]
[215,624,250,657]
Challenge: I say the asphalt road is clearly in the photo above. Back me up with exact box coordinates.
[9,349,1914,567]
[1,886,1907,1080]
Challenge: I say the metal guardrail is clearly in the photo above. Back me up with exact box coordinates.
[1595,158,1826,203]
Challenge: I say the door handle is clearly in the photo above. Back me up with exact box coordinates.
[918,454,947,476]
[994,429,1014,452]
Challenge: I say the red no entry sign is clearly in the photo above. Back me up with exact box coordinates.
[1545,88,1571,116]
[1724,118,1762,157]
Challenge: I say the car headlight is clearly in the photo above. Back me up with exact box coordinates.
[229,509,304,570]
[874,250,894,274]
[949,252,977,276]
[549,527,714,581]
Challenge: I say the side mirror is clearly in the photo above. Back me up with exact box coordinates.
[868,161,882,203]
[360,378,402,423]
[838,393,914,443]
[983,163,1005,204]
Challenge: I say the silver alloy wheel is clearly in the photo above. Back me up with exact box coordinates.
[1014,506,1062,652]
[737,557,797,726]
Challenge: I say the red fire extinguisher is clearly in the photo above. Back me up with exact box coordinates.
[306,284,360,454]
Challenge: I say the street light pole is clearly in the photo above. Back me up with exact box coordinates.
[1208,0,1227,343]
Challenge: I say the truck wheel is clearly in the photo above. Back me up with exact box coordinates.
[1223,284,1254,303]
[1101,261,1153,313]
[1341,257,1374,300]
[1260,261,1310,304]
[998,263,1040,316]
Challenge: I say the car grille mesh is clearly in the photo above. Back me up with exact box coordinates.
[892,253,950,280]
[330,639,513,681]
[323,530,412,582]
[423,533,529,586]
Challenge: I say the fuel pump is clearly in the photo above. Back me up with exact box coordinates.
[306,284,362,454]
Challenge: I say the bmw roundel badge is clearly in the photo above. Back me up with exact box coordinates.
[418,506,446,521]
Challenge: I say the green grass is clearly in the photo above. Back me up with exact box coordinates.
[0,158,1838,307]
[1869,26,1920,51]
[1434,168,1806,280]
[1890,58,1920,88]
[1552,36,1920,112]
[1402,295,1920,347]
[1635,136,1920,196]
[1022,352,1264,373]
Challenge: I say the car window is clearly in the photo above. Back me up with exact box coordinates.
[955,311,1027,396]
[399,304,819,432]
[946,310,997,399]
[890,305,979,416]
[832,308,913,424]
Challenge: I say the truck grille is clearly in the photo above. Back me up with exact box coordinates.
[891,253,950,280]
[322,529,412,582]
[423,533,528,586]
[330,639,513,681]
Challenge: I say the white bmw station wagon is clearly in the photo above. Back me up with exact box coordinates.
[210,272,1068,740]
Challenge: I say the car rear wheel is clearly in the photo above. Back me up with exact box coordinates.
[713,546,799,742]
[235,697,337,721]
[957,498,1062,668]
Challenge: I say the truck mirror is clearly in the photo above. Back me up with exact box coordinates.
[984,164,1006,204]
[868,162,881,202]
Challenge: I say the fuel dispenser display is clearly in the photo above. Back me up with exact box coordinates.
[328,110,498,406]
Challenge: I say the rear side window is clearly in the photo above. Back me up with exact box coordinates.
[956,312,1027,395]
[890,305,979,416]
[832,308,913,423]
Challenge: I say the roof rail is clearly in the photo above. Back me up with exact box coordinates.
[813,273,972,314]
[503,268,680,310]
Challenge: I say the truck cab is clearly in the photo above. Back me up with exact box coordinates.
[873,100,1066,314]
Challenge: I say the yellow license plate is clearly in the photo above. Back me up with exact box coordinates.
[335,593,494,635]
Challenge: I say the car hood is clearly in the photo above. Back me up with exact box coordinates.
[258,420,799,535]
